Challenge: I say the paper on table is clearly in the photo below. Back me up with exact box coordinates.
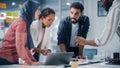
[78,59,101,65]
[78,59,89,65]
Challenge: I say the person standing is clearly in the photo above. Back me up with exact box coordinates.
[76,0,120,47]
[57,2,90,58]
[0,0,40,65]
[30,8,55,61]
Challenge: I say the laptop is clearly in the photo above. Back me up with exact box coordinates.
[39,52,74,65]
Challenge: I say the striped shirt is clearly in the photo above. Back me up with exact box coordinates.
[95,0,120,46]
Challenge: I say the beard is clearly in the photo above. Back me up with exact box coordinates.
[71,18,78,24]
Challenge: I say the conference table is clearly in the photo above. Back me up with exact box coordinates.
[0,62,120,68]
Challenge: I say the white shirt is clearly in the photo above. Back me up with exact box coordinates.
[95,0,120,46]
[70,23,79,47]
[30,20,52,50]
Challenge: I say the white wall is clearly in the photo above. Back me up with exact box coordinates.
[84,0,120,57]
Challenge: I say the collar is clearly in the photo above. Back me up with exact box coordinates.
[109,0,120,11]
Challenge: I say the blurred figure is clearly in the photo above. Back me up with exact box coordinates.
[76,0,120,47]
[57,2,90,58]
[31,8,55,61]
[0,0,40,65]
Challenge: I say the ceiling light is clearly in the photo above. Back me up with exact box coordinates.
[55,16,58,20]
[55,25,58,29]
[12,2,16,6]
[66,2,70,6]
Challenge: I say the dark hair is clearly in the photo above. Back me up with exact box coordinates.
[103,0,113,12]
[70,2,84,13]
[39,8,55,19]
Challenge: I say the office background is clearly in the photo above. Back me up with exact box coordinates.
[0,0,120,58]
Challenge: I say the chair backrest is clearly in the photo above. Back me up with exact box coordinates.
[83,48,97,60]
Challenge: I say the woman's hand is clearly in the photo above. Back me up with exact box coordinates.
[21,62,40,66]
[32,48,51,56]
[41,49,51,56]
[31,62,40,66]
[32,48,41,53]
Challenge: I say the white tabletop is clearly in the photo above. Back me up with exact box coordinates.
[0,63,120,68]
[0,65,64,68]
[70,63,120,68]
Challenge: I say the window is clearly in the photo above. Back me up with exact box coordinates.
[97,1,107,17]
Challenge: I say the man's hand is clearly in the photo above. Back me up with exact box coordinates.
[76,36,86,46]
[76,55,85,59]
[59,44,66,53]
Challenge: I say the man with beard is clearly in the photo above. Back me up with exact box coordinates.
[57,2,90,58]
